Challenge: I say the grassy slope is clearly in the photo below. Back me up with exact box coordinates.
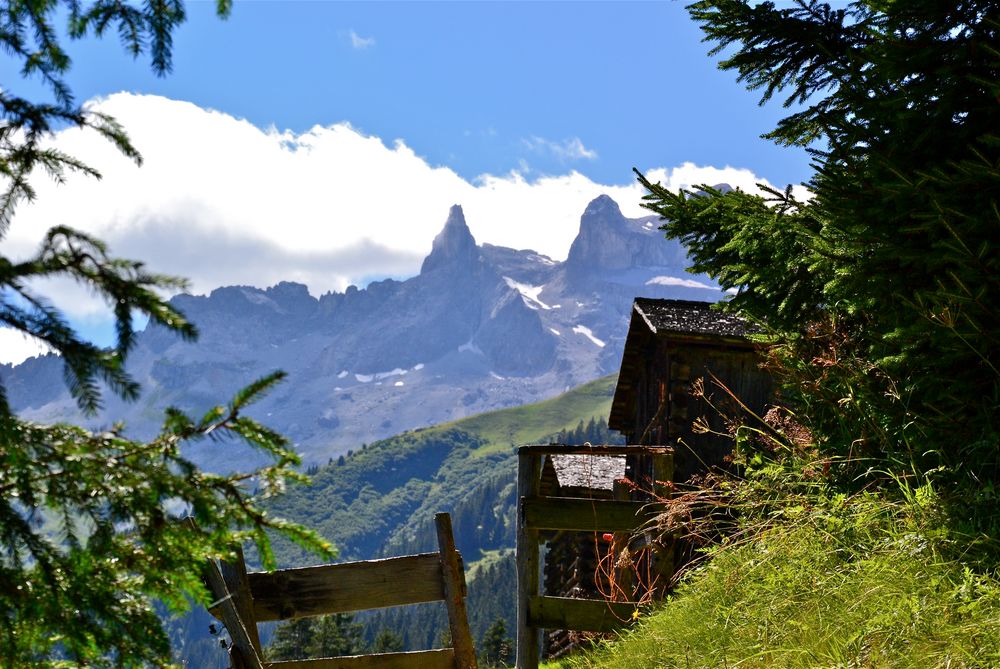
[426,373,619,457]
[547,489,1000,669]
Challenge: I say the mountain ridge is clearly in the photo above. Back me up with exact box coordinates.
[2,192,729,464]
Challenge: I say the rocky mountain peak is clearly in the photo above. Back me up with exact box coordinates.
[564,194,691,277]
[420,204,478,274]
[565,194,631,273]
[581,193,624,220]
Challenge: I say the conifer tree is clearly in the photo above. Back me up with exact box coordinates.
[637,1,999,502]
[479,617,513,668]
[371,629,405,653]
[0,2,331,665]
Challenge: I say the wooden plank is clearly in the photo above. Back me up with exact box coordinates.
[518,444,672,456]
[247,554,444,622]
[522,498,656,533]
[220,547,263,655]
[651,453,674,500]
[204,559,265,669]
[650,451,675,597]
[435,513,478,669]
[264,649,455,669]
[516,450,543,669]
[527,596,642,633]
[612,480,634,599]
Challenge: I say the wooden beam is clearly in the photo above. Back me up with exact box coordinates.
[518,444,672,456]
[650,451,675,597]
[220,546,263,655]
[522,498,657,533]
[527,596,642,633]
[516,450,543,669]
[435,513,477,669]
[204,559,265,669]
[264,649,455,669]
[247,554,444,621]
[651,453,674,500]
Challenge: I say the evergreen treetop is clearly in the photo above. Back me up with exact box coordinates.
[638,0,999,501]
[0,2,331,666]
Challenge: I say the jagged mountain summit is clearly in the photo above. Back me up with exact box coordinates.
[2,194,730,465]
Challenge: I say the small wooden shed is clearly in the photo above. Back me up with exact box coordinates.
[609,298,773,483]
[538,453,626,657]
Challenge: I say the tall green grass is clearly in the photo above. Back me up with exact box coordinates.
[551,483,1000,669]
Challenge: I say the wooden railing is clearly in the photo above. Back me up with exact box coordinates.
[204,513,477,669]
[515,444,673,669]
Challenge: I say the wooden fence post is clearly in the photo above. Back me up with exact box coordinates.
[650,452,675,596]
[220,546,263,654]
[436,513,478,669]
[516,447,543,669]
[203,557,264,669]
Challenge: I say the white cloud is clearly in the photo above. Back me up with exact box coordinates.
[349,30,375,49]
[0,328,56,366]
[3,93,793,327]
[523,135,598,161]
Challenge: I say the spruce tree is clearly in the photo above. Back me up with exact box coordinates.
[637,1,1000,511]
[0,2,331,665]
[479,617,513,668]
[267,613,364,661]
[371,629,405,653]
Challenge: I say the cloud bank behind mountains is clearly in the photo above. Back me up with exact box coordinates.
[5,93,795,330]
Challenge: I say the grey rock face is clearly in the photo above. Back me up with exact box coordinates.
[420,205,478,274]
[475,288,555,377]
[2,196,727,465]
[565,194,687,277]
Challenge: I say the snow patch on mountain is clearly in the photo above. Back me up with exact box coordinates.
[458,340,484,355]
[573,325,605,348]
[503,276,552,310]
[646,276,717,290]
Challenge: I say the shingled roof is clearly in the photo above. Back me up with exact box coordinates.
[633,297,761,339]
[548,454,626,493]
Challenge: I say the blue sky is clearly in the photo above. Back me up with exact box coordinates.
[1,1,812,363]
[21,1,810,186]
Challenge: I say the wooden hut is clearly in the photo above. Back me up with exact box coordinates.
[609,297,773,484]
[516,299,773,667]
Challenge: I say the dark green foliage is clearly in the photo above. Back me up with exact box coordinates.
[267,429,487,563]
[637,0,1000,517]
[551,416,625,446]
[267,613,364,661]
[263,380,617,652]
[468,555,516,657]
[479,617,514,668]
[0,2,330,665]
[0,372,333,666]
[371,629,405,653]
[359,602,448,652]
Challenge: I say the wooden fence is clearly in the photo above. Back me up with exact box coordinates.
[204,512,477,669]
[515,444,673,669]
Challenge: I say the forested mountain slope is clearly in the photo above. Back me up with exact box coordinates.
[256,374,621,653]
